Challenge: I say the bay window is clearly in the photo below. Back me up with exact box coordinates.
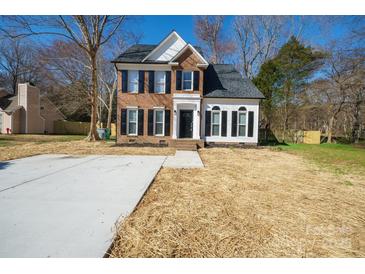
[211,106,220,136]
[238,107,247,137]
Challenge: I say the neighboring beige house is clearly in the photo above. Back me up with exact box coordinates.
[0,83,65,134]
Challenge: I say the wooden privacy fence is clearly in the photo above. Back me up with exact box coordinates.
[303,131,321,144]
[261,129,321,144]
[54,120,116,137]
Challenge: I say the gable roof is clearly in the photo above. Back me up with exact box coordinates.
[169,43,209,66]
[204,64,265,99]
[113,44,205,64]
[142,30,186,62]
[113,31,205,64]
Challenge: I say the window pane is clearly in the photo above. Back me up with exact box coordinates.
[183,71,192,80]
[128,123,136,134]
[129,110,137,122]
[212,125,219,136]
[239,125,246,136]
[155,110,163,123]
[183,80,192,90]
[155,71,165,93]
[128,71,138,92]
[155,123,163,135]
[212,112,220,124]
[239,112,246,124]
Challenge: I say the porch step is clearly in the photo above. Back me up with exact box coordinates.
[175,143,197,151]
[171,139,204,151]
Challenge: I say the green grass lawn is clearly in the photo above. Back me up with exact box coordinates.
[277,143,365,175]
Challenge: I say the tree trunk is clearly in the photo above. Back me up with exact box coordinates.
[106,90,113,129]
[86,54,100,141]
[351,100,361,144]
[327,116,334,143]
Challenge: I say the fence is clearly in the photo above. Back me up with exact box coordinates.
[54,120,116,137]
[260,129,321,144]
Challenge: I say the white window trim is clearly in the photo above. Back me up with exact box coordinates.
[154,71,166,94]
[211,110,221,137]
[182,71,193,91]
[237,109,248,137]
[127,108,138,136]
[153,108,165,136]
[128,70,139,94]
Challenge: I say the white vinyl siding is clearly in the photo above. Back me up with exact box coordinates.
[238,111,247,137]
[127,109,138,135]
[154,71,166,94]
[211,111,220,136]
[154,109,164,136]
[202,98,260,144]
[182,71,193,91]
[128,70,139,93]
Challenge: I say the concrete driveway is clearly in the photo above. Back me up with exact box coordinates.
[0,154,166,257]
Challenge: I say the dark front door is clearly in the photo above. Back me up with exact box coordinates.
[179,110,193,138]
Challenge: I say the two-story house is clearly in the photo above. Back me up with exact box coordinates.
[112,31,264,149]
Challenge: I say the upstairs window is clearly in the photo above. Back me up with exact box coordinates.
[127,109,138,135]
[238,106,247,137]
[154,71,166,94]
[182,71,193,91]
[128,70,139,93]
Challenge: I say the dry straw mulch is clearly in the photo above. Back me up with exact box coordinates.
[110,148,365,258]
[0,140,174,161]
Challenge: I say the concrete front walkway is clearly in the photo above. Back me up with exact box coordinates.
[163,150,204,168]
[0,154,166,257]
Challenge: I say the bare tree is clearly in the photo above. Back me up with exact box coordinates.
[1,16,126,141]
[234,16,284,79]
[194,16,235,64]
[0,38,38,93]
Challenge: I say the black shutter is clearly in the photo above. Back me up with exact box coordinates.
[205,111,211,137]
[121,109,127,135]
[148,71,154,93]
[165,71,171,94]
[176,70,182,90]
[138,109,144,135]
[221,111,227,137]
[148,109,154,136]
[248,111,254,137]
[138,71,145,93]
[231,111,237,137]
[121,70,128,93]
[193,71,200,91]
[164,109,171,136]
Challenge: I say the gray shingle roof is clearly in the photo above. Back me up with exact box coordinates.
[204,64,265,99]
[112,44,204,63]
[112,44,157,63]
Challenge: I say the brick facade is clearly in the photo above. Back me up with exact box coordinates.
[116,48,204,145]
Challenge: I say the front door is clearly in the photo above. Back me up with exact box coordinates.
[179,110,193,138]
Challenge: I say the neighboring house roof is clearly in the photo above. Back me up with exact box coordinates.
[113,44,204,64]
[204,64,265,99]
[0,92,15,111]
[0,95,23,114]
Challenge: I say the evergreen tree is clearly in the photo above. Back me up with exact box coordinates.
[254,36,325,142]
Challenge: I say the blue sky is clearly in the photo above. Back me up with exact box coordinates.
[128,15,362,49]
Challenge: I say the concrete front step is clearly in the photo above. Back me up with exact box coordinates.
[171,139,204,150]
[175,144,197,151]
